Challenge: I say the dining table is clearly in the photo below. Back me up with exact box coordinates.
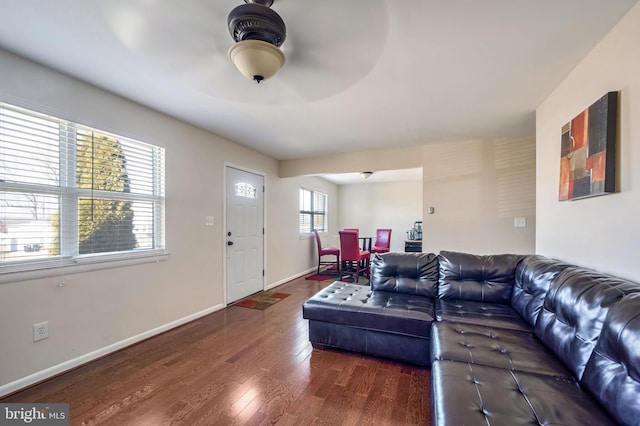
[359,236,372,252]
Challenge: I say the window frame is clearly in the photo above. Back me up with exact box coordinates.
[299,188,328,234]
[0,102,166,281]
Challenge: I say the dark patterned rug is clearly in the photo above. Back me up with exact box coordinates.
[232,291,291,310]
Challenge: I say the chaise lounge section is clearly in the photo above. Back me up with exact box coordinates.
[302,252,438,365]
[302,251,640,425]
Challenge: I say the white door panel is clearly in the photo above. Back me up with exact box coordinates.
[226,166,264,303]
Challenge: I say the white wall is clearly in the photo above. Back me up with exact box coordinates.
[0,50,333,394]
[422,137,536,255]
[536,3,640,281]
[337,180,422,252]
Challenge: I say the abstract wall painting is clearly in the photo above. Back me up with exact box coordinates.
[559,91,618,201]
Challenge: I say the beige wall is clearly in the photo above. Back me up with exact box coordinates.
[279,146,423,177]
[268,175,339,282]
[422,137,536,254]
[279,136,537,256]
[0,50,334,393]
[337,180,422,252]
[536,2,640,281]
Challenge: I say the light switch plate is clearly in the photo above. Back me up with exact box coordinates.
[514,217,527,228]
[205,216,214,226]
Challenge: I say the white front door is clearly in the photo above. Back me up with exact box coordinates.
[225,166,265,303]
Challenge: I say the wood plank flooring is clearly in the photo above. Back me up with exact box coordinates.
[1,276,431,425]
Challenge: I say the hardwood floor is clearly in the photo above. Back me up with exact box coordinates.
[1,277,431,425]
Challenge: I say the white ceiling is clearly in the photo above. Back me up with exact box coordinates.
[0,0,637,161]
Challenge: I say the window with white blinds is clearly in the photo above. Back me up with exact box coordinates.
[0,102,165,271]
[299,188,327,233]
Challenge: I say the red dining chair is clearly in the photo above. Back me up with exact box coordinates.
[371,228,392,254]
[339,230,370,283]
[312,229,340,275]
[343,228,359,234]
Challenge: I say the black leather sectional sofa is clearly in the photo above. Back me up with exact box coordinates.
[302,251,640,425]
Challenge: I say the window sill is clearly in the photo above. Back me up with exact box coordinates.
[0,250,169,284]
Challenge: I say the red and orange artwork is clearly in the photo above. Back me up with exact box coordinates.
[558,92,617,201]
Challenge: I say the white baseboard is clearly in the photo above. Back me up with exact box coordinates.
[266,267,315,290]
[0,303,225,398]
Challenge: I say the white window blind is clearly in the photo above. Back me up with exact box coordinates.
[0,102,165,270]
[299,188,327,233]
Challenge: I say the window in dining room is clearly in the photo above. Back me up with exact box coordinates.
[299,188,327,233]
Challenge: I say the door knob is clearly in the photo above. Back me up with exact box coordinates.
[227,241,234,246]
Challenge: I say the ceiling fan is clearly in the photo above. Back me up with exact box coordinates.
[227,0,286,83]
[100,0,388,100]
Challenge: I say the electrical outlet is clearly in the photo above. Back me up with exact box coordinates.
[33,322,49,342]
[514,217,527,228]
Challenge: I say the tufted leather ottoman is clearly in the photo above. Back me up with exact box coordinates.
[302,281,435,365]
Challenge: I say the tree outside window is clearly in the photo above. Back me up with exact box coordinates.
[51,132,136,255]
[0,102,164,268]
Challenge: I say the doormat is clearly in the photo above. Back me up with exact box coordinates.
[306,265,341,281]
[232,291,291,310]
[305,273,340,281]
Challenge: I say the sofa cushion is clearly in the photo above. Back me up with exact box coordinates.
[511,255,572,327]
[438,251,523,304]
[582,294,640,426]
[369,252,439,297]
[431,321,572,378]
[435,298,532,331]
[302,281,435,338]
[535,266,640,381]
[431,360,616,426]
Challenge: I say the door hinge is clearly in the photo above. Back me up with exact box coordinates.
[263,269,265,276]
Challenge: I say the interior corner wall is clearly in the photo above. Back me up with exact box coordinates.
[337,180,422,252]
[421,137,536,255]
[0,49,326,393]
[267,175,339,284]
[535,3,640,281]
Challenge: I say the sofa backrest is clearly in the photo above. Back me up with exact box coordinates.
[581,294,640,426]
[534,266,640,381]
[370,252,439,297]
[437,251,523,304]
[511,255,572,327]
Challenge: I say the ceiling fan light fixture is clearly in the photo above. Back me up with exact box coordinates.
[227,0,286,83]
[228,39,285,83]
